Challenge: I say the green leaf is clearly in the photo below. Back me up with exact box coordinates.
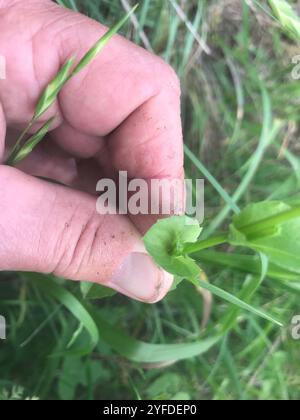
[58,357,110,400]
[145,373,182,399]
[170,276,185,291]
[80,282,116,300]
[229,201,300,274]
[220,254,269,333]
[10,117,55,165]
[184,144,240,214]
[29,274,99,351]
[268,0,300,41]
[230,201,287,238]
[144,215,202,278]
[92,310,220,363]
[196,250,300,282]
[71,4,139,76]
[67,323,84,349]
[198,280,283,327]
[58,357,86,400]
[26,275,219,364]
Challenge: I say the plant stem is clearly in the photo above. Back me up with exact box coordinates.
[240,206,300,236]
[183,234,228,254]
[185,206,300,255]
[5,119,35,165]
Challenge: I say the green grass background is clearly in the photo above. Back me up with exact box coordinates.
[1,0,300,400]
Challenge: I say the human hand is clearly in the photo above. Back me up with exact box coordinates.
[0,0,184,302]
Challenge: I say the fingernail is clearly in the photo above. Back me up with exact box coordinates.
[109,252,173,303]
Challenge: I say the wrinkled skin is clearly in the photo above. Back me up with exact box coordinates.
[0,0,184,302]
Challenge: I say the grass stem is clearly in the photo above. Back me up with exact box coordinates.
[6,119,35,166]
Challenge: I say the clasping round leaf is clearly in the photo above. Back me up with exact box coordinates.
[144,216,202,278]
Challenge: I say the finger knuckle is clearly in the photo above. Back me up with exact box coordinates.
[156,59,181,95]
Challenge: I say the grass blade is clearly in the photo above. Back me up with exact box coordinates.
[71,4,139,76]
[93,310,220,363]
[184,144,240,214]
[30,275,99,351]
[220,257,268,334]
[28,274,219,363]
[205,87,282,237]
[7,117,55,165]
[198,280,283,327]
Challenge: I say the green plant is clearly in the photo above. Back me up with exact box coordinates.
[144,199,300,327]
[268,0,300,41]
[0,386,38,401]
[5,5,138,166]
[2,0,300,400]
[6,1,299,331]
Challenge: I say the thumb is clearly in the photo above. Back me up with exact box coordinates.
[0,146,172,303]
